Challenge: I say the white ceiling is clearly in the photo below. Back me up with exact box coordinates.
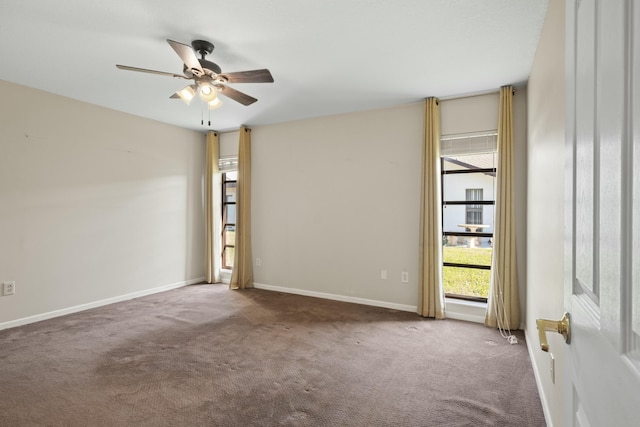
[0,0,548,133]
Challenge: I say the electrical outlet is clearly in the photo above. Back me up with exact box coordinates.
[256,258,262,267]
[381,270,387,280]
[401,272,409,283]
[3,281,15,296]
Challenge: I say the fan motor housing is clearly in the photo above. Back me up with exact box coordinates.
[186,40,222,75]
[192,40,214,56]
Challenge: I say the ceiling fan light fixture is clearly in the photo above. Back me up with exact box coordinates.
[207,98,223,110]
[198,83,218,102]
[176,85,196,105]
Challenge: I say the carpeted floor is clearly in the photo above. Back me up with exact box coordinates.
[0,284,546,426]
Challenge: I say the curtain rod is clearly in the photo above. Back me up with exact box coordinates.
[217,128,242,135]
[438,86,520,102]
[438,89,499,101]
[216,126,253,135]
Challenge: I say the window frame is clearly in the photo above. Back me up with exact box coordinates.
[441,158,496,303]
[221,172,236,270]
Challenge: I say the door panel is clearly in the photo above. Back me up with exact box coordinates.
[597,0,626,345]
[632,0,640,366]
[565,0,640,425]
[574,0,597,300]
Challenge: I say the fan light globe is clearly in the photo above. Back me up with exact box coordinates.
[176,86,196,105]
[208,98,223,110]
[198,84,218,102]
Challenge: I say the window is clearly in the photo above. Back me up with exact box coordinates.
[465,189,483,225]
[222,171,237,269]
[441,152,496,302]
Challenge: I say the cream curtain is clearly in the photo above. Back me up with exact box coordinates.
[485,86,520,329]
[205,131,222,284]
[230,127,254,289]
[419,97,446,319]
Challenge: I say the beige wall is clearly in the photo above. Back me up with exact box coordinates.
[526,1,565,426]
[251,103,424,309]
[0,80,206,326]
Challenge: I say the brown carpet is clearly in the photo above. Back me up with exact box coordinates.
[0,284,545,426]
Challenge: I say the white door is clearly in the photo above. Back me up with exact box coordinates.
[564,0,640,425]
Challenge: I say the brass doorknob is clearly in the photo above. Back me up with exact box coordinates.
[536,312,571,352]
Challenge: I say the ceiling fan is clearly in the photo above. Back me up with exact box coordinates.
[116,39,273,108]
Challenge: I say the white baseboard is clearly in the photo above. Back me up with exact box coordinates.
[524,328,554,427]
[252,282,418,313]
[0,277,205,331]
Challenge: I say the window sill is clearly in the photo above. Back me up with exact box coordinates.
[220,269,232,284]
[446,297,487,308]
[445,297,487,324]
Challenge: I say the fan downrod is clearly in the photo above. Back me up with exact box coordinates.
[192,40,214,58]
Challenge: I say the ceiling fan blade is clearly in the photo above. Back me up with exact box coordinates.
[167,39,203,76]
[116,65,187,79]
[217,85,258,106]
[219,69,274,84]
